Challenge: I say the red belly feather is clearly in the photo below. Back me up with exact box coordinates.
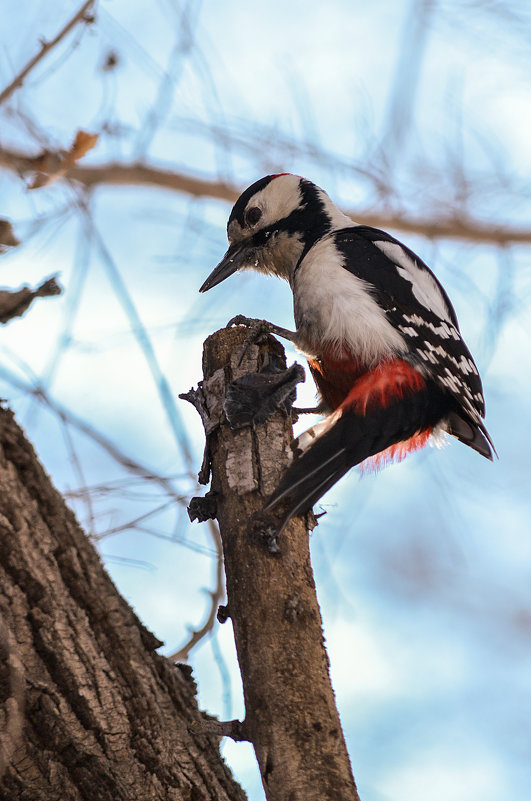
[307,349,433,468]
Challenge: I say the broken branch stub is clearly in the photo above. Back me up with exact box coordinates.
[191,325,360,801]
[0,276,62,324]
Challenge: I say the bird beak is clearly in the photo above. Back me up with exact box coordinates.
[199,241,254,293]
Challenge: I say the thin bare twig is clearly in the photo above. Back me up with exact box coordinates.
[99,501,175,537]
[133,0,200,157]
[55,163,531,244]
[57,411,97,538]
[0,359,225,655]
[0,144,527,245]
[380,0,437,163]
[169,519,225,662]
[0,0,96,107]
[0,363,183,504]
[83,212,196,471]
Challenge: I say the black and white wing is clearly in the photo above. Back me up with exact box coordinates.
[332,226,487,427]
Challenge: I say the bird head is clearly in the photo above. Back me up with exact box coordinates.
[199,173,352,292]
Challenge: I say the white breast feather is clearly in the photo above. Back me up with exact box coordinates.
[294,237,406,363]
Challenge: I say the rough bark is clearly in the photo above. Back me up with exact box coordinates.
[0,405,247,801]
[191,326,360,801]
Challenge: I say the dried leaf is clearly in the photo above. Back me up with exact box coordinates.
[66,130,99,164]
[35,275,62,298]
[0,275,62,324]
[28,130,98,190]
[0,219,20,252]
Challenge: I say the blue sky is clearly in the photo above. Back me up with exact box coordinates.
[1,2,530,799]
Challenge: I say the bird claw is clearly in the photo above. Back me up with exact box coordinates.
[226,314,262,329]
[226,314,273,332]
[226,316,277,366]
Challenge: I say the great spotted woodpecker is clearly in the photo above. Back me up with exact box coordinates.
[200,174,494,527]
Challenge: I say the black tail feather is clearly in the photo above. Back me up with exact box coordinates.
[264,448,351,534]
[445,411,495,460]
[266,386,449,527]
[263,447,348,510]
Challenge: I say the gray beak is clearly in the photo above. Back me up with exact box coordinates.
[199,242,254,293]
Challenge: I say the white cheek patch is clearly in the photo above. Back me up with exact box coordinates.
[374,240,452,322]
[250,175,304,228]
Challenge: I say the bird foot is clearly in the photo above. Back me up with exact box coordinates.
[226,314,269,330]
[226,315,278,366]
[226,315,298,366]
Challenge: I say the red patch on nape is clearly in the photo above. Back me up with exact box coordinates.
[360,428,433,474]
[270,172,303,181]
[340,359,426,416]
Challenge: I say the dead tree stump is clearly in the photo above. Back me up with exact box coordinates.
[186,326,360,801]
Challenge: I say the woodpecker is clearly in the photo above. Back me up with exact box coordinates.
[200,174,494,529]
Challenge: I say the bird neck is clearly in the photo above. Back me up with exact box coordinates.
[315,188,356,232]
[290,186,357,276]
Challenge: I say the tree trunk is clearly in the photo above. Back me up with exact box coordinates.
[0,405,247,801]
[190,327,360,801]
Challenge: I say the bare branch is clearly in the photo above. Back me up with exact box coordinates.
[0,0,96,107]
[380,0,437,162]
[84,214,196,470]
[169,520,225,662]
[0,144,527,245]
[0,363,184,504]
[28,130,99,189]
[59,163,531,245]
[188,717,250,742]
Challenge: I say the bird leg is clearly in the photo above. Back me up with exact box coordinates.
[226,314,298,366]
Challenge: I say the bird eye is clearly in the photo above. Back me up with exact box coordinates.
[246,206,262,226]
